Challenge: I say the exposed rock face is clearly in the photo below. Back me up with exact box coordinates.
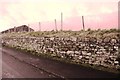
[2,35,120,70]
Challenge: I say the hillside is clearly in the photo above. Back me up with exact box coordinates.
[1,29,120,74]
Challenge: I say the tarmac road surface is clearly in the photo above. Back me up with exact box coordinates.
[2,50,57,78]
[1,47,119,78]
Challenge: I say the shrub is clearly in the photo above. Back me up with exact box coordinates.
[87,28,91,31]
[109,28,117,32]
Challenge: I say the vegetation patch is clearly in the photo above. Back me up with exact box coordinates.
[2,29,120,74]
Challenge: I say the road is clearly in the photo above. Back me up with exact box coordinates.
[1,47,119,78]
[2,49,57,78]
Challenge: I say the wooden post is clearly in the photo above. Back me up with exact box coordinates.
[55,19,57,31]
[28,24,30,32]
[61,12,63,31]
[118,1,120,29]
[82,16,85,30]
[9,29,10,33]
[39,22,41,31]
[14,26,16,32]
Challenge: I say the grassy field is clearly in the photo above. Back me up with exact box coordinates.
[2,28,120,39]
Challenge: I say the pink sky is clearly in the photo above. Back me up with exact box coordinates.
[0,0,119,31]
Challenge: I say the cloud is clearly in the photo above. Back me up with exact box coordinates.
[0,0,118,31]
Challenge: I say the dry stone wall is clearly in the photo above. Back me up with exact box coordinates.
[2,36,120,70]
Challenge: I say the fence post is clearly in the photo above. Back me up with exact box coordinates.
[55,19,57,31]
[14,26,16,32]
[28,24,30,32]
[82,16,85,30]
[39,22,41,31]
[61,12,63,31]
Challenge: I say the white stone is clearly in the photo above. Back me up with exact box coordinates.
[87,53,91,56]
[114,61,119,64]
[82,51,87,55]
[67,51,74,54]
[50,37,54,40]
[111,39,117,43]
[60,51,66,54]
[71,37,77,41]
[74,51,79,54]
[86,56,90,59]
[79,56,82,59]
